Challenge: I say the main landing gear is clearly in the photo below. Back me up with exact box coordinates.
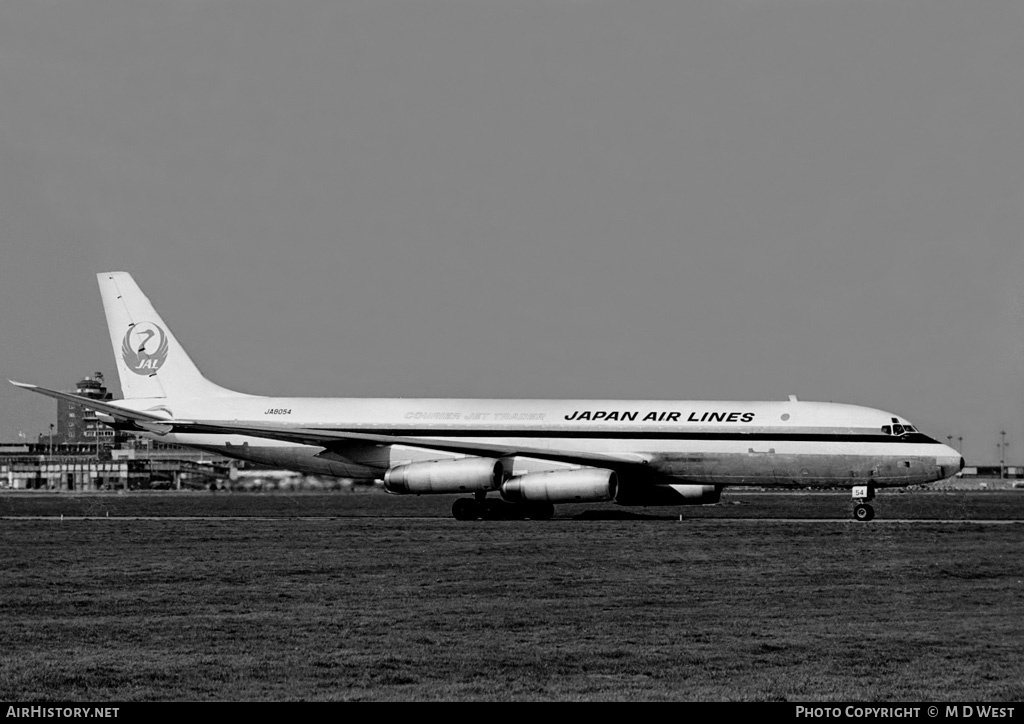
[852,484,875,522]
[451,494,554,521]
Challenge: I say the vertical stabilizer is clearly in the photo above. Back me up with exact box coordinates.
[98,272,244,400]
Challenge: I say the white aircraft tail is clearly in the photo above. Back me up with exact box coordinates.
[98,271,247,400]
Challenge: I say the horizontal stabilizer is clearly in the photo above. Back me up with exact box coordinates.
[9,381,173,425]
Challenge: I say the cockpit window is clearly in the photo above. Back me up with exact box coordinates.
[882,422,915,436]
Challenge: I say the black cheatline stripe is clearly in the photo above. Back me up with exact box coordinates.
[323,428,944,445]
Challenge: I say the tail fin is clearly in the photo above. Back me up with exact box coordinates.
[98,272,246,400]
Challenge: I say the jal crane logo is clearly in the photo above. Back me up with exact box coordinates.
[121,322,169,375]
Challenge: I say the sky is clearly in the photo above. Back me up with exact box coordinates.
[1,1,1022,465]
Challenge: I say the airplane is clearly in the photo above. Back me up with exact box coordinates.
[12,271,963,521]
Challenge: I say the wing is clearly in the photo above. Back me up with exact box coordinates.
[165,418,653,471]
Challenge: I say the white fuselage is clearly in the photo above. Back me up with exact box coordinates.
[120,394,963,489]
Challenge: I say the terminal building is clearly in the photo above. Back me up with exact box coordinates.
[0,440,233,491]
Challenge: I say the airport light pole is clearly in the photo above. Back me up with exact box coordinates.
[999,431,1007,479]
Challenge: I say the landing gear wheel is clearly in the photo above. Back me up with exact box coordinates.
[853,503,875,522]
[480,499,507,520]
[851,484,876,522]
[452,498,479,521]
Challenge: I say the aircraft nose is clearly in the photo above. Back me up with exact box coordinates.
[936,447,964,479]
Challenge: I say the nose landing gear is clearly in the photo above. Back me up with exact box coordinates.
[852,484,875,522]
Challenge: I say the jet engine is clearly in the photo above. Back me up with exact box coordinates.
[500,468,617,503]
[384,457,503,495]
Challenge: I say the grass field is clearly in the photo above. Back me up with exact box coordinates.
[1,490,1022,701]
